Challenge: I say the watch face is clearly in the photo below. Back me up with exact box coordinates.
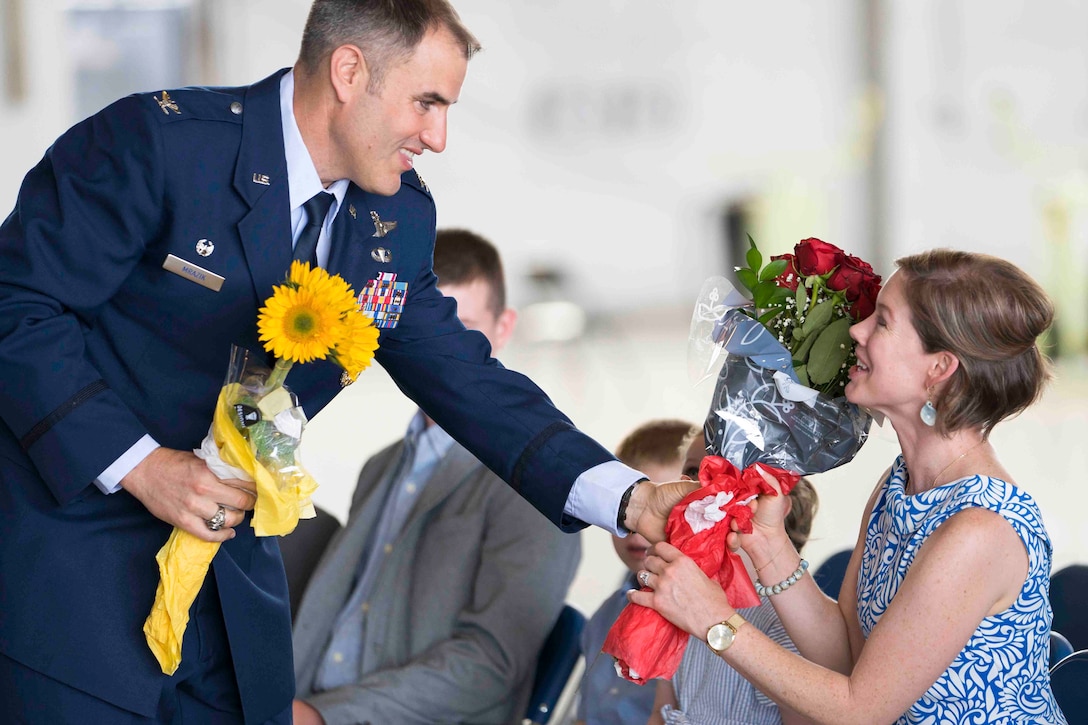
[707,623,735,652]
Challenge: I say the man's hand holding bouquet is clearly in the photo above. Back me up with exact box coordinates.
[603,236,880,683]
[143,261,379,675]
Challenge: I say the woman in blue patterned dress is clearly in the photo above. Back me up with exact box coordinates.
[632,249,1066,724]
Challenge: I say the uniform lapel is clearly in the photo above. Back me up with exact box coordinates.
[232,69,293,302]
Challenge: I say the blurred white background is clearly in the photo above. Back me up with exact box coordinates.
[2,0,1087,617]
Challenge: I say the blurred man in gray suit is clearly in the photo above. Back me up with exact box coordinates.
[292,229,581,724]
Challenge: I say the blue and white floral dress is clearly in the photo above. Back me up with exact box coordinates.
[856,456,1066,724]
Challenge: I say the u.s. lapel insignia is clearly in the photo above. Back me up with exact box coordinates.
[195,238,214,257]
[371,247,392,263]
[349,204,357,220]
[252,173,271,186]
[370,211,397,238]
[155,90,180,115]
[414,169,429,192]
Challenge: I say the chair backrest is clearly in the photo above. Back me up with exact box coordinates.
[1051,630,1075,668]
[523,604,586,725]
[813,549,852,599]
[1051,564,1088,650]
[1050,648,1088,721]
[280,505,343,621]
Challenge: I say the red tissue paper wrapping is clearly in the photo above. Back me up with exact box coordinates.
[601,456,799,684]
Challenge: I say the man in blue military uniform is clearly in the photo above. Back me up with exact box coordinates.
[0,1,694,722]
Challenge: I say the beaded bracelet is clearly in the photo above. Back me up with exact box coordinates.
[755,558,809,597]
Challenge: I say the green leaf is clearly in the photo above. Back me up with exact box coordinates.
[759,259,788,282]
[795,283,808,314]
[801,299,835,337]
[735,267,758,293]
[746,245,762,274]
[792,326,818,363]
[768,286,793,305]
[806,317,853,385]
[794,364,810,387]
[752,281,778,308]
[758,308,782,326]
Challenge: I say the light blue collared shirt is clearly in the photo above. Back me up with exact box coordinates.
[314,411,455,691]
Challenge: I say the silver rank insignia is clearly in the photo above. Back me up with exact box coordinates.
[370,211,397,238]
[155,90,180,115]
[371,247,392,263]
[349,204,357,219]
[195,238,214,257]
[414,169,429,192]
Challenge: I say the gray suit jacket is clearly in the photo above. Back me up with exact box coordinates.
[293,436,581,724]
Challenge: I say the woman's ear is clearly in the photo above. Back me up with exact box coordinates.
[926,350,960,389]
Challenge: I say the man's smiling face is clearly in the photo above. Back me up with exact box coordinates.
[330,25,467,196]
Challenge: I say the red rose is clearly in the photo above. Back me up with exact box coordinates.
[771,253,800,291]
[793,238,844,276]
[850,277,881,320]
[827,254,878,300]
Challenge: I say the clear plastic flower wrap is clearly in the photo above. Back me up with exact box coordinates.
[689,276,872,473]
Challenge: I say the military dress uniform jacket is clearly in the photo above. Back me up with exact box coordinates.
[0,70,613,722]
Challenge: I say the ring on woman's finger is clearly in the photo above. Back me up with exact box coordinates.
[205,505,227,532]
[638,569,651,588]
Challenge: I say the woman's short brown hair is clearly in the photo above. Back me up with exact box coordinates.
[896,249,1054,437]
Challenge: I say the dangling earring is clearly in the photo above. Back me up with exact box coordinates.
[920,398,937,427]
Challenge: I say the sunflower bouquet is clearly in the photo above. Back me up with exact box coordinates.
[144,261,379,675]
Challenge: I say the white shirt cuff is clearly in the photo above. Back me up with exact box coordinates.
[93,435,160,494]
[564,460,645,536]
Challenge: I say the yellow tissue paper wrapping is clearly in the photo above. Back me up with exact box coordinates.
[142,378,317,675]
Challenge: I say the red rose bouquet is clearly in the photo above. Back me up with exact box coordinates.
[691,236,880,471]
[603,237,880,685]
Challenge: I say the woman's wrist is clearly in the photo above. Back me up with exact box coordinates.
[746,529,794,572]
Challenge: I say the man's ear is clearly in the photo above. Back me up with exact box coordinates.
[490,308,518,354]
[328,44,369,103]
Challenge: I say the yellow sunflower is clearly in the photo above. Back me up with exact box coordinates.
[333,311,380,383]
[288,261,357,317]
[257,284,346,364]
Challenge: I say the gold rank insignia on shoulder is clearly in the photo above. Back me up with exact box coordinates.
[155,90,180,115]
[414,169,429,192]
[370,211,397,238]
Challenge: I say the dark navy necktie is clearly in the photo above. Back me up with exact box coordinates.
[293,191,335,267]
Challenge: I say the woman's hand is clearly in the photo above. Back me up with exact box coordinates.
[727,464,793,564]
[628,541,734,638]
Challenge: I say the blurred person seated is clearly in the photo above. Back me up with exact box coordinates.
[649,437,818,725]
[291,229,580,724]
[576,419,698,725]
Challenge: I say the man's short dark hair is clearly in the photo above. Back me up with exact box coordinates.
[298,0,481,91]
[433,228,506,318]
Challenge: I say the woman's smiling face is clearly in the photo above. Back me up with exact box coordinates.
[846,271,936,422]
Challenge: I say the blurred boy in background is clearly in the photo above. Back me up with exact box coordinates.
[576,420,698,725]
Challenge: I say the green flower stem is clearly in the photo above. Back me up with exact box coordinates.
[266,358,294,391]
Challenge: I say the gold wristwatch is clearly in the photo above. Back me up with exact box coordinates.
[706,613,747,653]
